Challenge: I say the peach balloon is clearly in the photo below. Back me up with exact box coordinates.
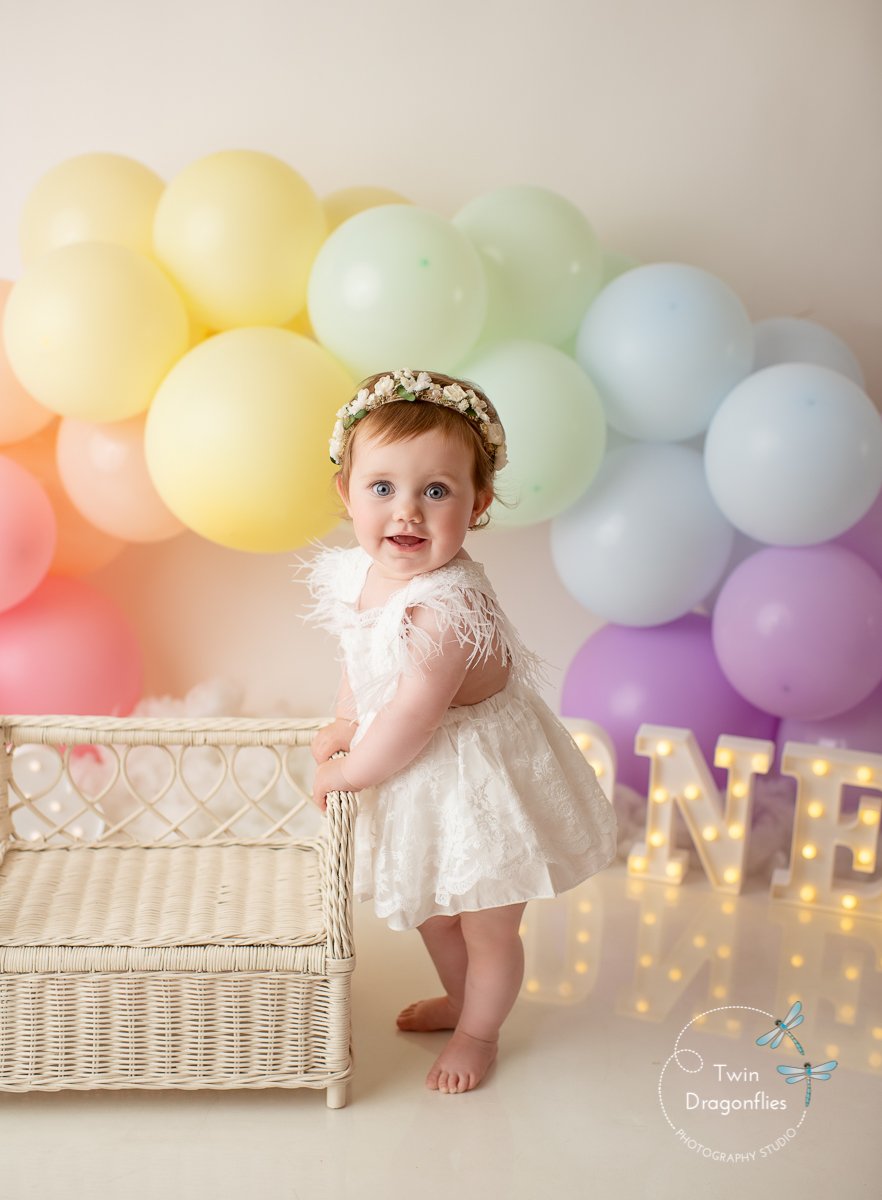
[0,456,56,612]
[0,280,54,445]
[19,153,164,264]
[4,424,126,575]
[56,415,185,543]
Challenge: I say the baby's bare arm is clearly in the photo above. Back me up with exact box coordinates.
[311,666,358,762]
[339,607,473,792]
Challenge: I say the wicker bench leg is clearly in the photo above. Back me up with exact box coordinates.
[326,1082,348,1109]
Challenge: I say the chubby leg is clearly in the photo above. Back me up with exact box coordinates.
[427,902,526,1095]
[397,914,467,1032]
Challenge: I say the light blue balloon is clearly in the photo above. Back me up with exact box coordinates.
[704,363,882,546]
[576,263,754,441]
[551,442,734,626]
[753,317,865,387]
[457,340,607,527]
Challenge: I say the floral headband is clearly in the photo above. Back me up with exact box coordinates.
[329,369,508,471]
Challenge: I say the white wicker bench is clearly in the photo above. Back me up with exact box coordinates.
[0,715,356,1108]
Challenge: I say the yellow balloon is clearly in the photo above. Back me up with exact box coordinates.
[20,153,164,265]
[145,328,353,552]
[321,186,412,233]
[154,151,326,330]
[0,280,54,444]
[3,241,189,421]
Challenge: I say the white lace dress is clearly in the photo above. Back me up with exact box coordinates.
[304,546,617,932]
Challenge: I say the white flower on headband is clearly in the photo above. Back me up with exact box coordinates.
[328,368,507,470]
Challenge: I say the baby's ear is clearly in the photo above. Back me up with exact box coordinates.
[472,488,493,521]
[335,474,352,514]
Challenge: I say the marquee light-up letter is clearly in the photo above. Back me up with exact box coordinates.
[629,725,774,892]
[771,744,882,920]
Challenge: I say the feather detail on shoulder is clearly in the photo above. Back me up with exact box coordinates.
[391,560,548,692]
[292,543,371,633]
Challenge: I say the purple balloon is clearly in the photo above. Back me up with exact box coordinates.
[834,481,882,576]
[778,680,882,756]
[561,613,778,794]
[713,545,882,721]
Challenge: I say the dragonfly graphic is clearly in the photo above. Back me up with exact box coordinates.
[776,1059,838,1107]
[756,1000,806,1055]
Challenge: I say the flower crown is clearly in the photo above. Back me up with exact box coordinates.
[329,369,508,471]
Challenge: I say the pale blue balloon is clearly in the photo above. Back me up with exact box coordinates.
[457,340,607,527]
[704,363,882,546]
[550,442,734,626]
[753,316,865,387]
[576,263,754,441]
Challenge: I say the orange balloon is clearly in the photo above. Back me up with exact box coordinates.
[4,423,126,574]
[0,280,55,445]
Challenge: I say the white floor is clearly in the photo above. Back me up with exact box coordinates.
[1,865,879,1200]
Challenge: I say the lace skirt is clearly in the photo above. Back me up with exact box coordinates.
[353,681,618,931]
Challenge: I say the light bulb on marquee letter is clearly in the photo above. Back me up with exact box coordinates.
[562,717,617,803]
[771,744,882,920]
[628,725,774,892]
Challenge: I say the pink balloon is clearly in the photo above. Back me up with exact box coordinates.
[561,613,778,794]
[713,545,882,720]
[0,575,142,715]
[0,456,57,612]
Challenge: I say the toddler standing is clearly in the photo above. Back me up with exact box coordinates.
[306,369,616,1094]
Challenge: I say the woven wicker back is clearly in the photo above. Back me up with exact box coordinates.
[1,716,325,851]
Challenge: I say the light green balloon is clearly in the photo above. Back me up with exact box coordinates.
[453,186,603,349]
[307,206,487,377]
[458,340,607,527]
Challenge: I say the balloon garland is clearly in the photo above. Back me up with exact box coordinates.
[0,149,880,762]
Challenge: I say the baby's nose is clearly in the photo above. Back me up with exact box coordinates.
[395,496,423,523]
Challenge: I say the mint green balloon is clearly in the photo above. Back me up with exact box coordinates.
[307,206,487,377]
[458,340,607,527]
[453,186,603,348]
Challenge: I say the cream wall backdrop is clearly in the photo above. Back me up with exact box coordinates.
[1,0,880,716]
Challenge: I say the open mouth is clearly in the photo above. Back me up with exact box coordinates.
[387,535,426,549]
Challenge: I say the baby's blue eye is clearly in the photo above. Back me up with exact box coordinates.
[371,481,393,497]
[425,484,448,500]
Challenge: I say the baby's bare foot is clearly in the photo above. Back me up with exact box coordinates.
[426,1029,498,1093]
[396,995,461,1032]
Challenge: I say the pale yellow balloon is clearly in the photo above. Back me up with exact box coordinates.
[20,153,164,264]
[321,186,412,233]
[0,280,54,444]
[145,328,353,552]
[3,241,189,421]
[56,415,186,543]
[154,150,327,330]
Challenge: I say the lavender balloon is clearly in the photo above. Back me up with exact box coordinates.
[835,482,882,576]
[778,681,882,757]
[712,545,882,720]
[561,614,778,794]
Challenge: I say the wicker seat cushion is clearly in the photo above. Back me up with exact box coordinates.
[0,843,328,974]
